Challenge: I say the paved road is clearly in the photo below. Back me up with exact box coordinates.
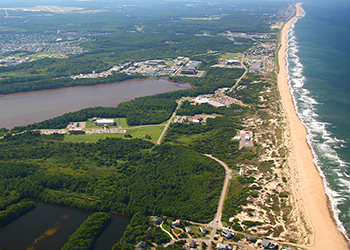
[203,154,232,242]
[160,222,175,240]
[229,55,247,92]
[156,100,182,145]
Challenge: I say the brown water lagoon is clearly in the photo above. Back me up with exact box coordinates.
[0,78,190,128]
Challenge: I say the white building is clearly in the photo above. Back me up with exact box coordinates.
[217,243,229,250]
[95,119,115,126]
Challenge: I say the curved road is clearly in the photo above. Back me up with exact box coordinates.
[160,222,175,240]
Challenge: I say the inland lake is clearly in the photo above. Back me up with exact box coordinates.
[0,78,191,128]
[0,78,191,249]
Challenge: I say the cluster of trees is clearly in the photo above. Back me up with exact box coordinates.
[164,115,241,158]
[0,199,36,227]
[0,72,141,94]
[0,132,224,222]
[62,212,111,250]
[113,213,170,250]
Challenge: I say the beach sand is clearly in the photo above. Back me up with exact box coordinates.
[278,3,349,249]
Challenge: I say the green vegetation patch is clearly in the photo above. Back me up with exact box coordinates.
[0,199,36,227]
[1,131,224,221]
[219,53,242,60]
[62,212,111,250]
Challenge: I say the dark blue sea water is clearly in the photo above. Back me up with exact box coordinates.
[286,0,350,239]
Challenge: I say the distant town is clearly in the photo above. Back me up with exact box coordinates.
[0,31,109,65]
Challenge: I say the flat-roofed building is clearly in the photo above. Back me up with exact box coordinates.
[181,61,201,75]
[191,97,212,105]
[208,101,226,108]
[69,127,83,135]
[95,119,115,126]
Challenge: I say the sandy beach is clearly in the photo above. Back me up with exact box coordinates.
[277,3,349,249]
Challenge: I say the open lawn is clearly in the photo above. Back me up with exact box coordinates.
[125,125,163,143]
[64,125,162,144]
[30,53,67,59]
[219,53,242,61]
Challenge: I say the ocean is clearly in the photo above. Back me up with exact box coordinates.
[286,0,350,239]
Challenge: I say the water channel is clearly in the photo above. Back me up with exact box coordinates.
[0,202,130,250]
[0,78,191,128]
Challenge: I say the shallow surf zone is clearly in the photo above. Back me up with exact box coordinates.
[285,17,350,240]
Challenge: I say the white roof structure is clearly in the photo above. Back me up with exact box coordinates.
[95,119,115,126]
[208,101,225,108]
[192,97,212,104]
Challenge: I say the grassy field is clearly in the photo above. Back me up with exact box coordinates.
[125,125,163,143]
[219,53,242,61]
[30,53,67,59]
[64,125,163,144]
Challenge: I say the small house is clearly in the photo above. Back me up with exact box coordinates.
[151,216,162,224]
[200,226,208,234]
[185,227,193,234]
[188,239,196,248]
[136,241,146,249]
[172,219,181,227]
[244,234,256,243]
[221,229,233,239]
[262,240,278,249]
[217,243,229,250]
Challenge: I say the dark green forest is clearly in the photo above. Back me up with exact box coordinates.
[0,132,224,221]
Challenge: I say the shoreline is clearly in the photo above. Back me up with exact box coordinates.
[278,3,349,249]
